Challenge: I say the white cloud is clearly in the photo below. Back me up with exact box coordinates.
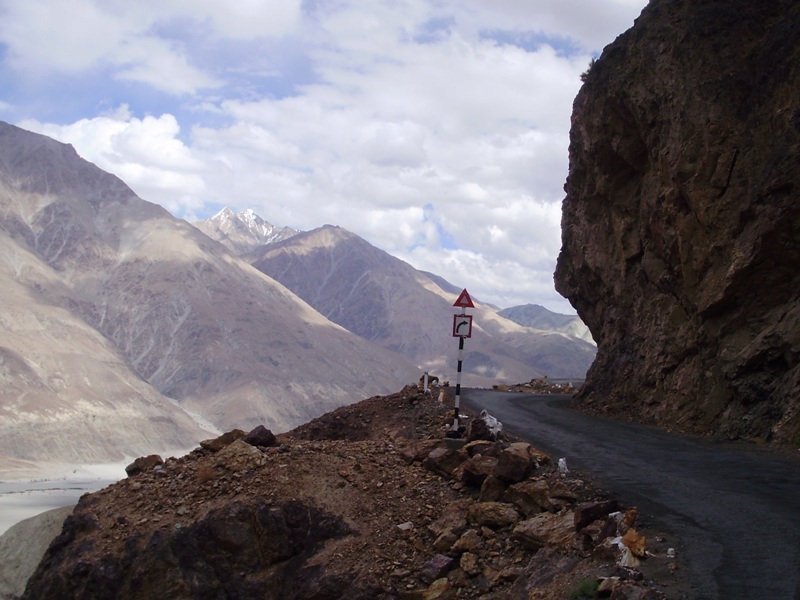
[18,109,206,216]
[114,38,220,95]
[0,0,130,72]
[183,0,302,39]
[0,0,301,94]
[2,0,649,312]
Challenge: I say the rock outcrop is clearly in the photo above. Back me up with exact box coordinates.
[555,0,800,444]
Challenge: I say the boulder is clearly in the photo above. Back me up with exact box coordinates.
[125,454,163,477]
[423,578,453,600]
[503,479,555,516]
[419,554,455,584]
[243,425,277,447]
[463,440,495,457]
[451,529,482,554]
[433,531,458,553]
[467,502,521,530]
[460,454,498,488]
[574,499,619,532]
[494,442,537,483]
[217,439,265,467]
[464,417,494,442]
[428,499,471,538]
[423,447,465,478]
[512,511,576,550]
[459,552,480,576]
[399,439,442,465]
[478,475,507,502]
[200,429,247,452]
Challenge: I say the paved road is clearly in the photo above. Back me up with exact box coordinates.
[461,390,800,600]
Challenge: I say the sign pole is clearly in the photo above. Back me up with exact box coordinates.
[450,289,475,435]
[453,334,464,431]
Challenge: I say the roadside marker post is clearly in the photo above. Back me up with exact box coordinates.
[451,289,474,434]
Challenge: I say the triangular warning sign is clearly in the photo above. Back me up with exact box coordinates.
[453,289,475,308]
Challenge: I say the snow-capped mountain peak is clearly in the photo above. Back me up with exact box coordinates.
[194,207,300,255]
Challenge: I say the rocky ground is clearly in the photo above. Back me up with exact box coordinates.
[21,385,687,599]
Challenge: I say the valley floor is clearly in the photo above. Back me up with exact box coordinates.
[0,464,126,535]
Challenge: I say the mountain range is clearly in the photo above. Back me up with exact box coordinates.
[198,214,596,386]
[0,121,594,473]
[0,122,417,471]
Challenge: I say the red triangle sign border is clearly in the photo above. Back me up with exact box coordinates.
[453,288,475,308]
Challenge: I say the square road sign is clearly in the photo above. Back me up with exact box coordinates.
[453,314,473,338]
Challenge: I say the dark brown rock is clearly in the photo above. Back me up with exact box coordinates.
[125,454,163,477]
[478,475,507,502]
[243,425,277,447]
[574,500,619,532]
[428,500,472,538]
[463,440,494,457]
[467,502,521,530]
[451,529,482,555]
[460,454,498,488]
[423,447,465,478]
[555,0,800,445]
[200,429,246,452]
[419,554,455,584]
[399,439,442,464]
[493,442,537,483]
[503,479,554,516]
[464,417,494,442]
[512,512,576,550]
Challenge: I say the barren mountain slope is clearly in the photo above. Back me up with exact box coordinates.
[249,225,595,384]
[0,215,208,466]
[499,304,594,345]
[0,122,420,454]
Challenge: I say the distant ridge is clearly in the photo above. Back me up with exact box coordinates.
[499,304,594,344]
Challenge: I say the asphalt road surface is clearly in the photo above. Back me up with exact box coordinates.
[461,390,800,600]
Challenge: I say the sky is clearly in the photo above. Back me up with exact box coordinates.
[0,0,647,313]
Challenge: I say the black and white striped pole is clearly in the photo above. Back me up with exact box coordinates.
[451,289,474,434]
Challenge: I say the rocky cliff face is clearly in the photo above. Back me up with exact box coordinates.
[555,0,800,444]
